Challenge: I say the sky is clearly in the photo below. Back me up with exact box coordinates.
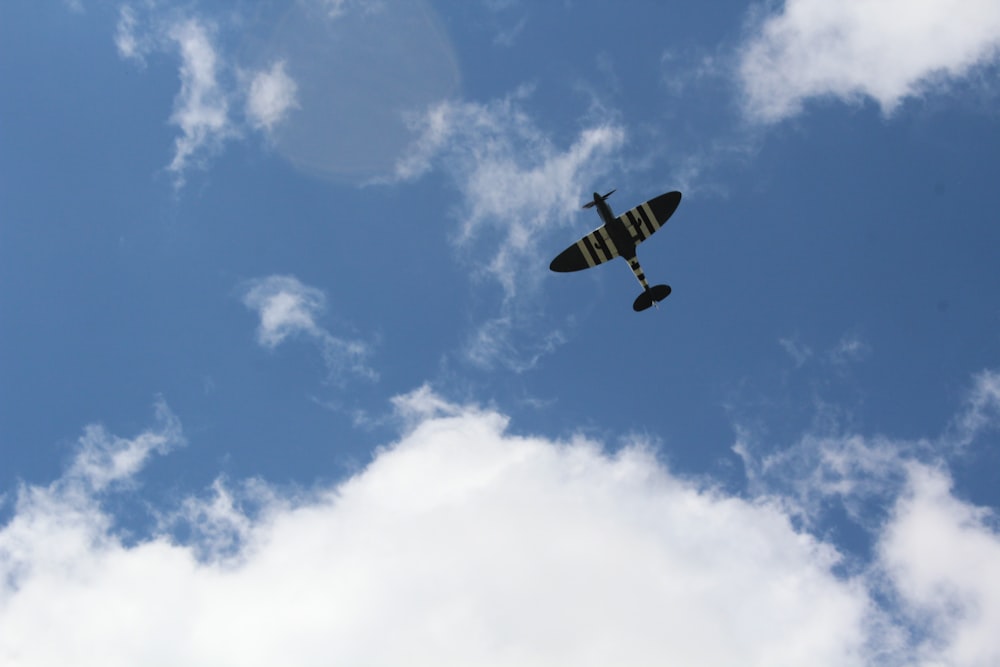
[2,0,1000,664]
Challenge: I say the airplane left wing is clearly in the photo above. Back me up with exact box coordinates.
[549,225,621,272]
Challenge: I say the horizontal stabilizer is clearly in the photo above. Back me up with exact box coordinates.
[633,284,671,312]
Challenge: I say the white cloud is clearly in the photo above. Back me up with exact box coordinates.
[166,19,232,186]
[828,333,870,365]
[463,314,568,373]
[0,401,183,612]
[113,8,305,187]
[241,275,377,382]
[245,60,299,133]
[394,92,626,299]
[776,332,870,373]
[67,398,183,493]
[391,92,625,369]
[242,275,326,348]
[734,366,1000,526]
[779,335,813,367]
[951,369,1000,446]
[2,391,878,666]
[736,428,925,526]
[114,5,144,63]
[5,379,1000,664]
[730,366,1000,666]
[390,383,464,425]
[739,0,1000,122]
[112,9,233,184]
[320,0,380,19]
[879,463,1000,666]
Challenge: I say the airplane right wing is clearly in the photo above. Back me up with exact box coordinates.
[617,191,682,246]
[549,225,622,272]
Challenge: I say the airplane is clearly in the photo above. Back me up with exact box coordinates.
[549,189,682,311]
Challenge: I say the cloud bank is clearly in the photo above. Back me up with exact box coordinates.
[3,374,1000,665]
[739,0,1000,121]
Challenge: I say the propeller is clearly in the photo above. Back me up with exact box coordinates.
[581,189,616,209]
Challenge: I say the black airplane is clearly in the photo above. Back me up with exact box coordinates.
[549,189,682,311]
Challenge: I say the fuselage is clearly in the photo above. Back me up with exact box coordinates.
[592,192,636,259]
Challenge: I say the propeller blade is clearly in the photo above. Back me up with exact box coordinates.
[583,189,614,208]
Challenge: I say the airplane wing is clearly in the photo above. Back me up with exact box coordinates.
[617,191,682,246]
[549,225,621,272]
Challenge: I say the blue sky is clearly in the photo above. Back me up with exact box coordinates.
[2,0,1000,664]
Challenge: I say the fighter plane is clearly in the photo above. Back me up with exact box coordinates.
[549,189,682,311]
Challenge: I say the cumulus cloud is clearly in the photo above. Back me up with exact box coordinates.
[879,463,1000,666]
[1,390,871,666]
[5,383,1000,664]
[739,0,1000,122]
[245,60,299,133]
[0,401,183,622]
[241,275,377,382]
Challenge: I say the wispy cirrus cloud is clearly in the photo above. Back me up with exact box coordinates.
[114,5,144,62]
[739,0,1000,122]
[241,275,377,383]
[949,368,1000,447]
[778,332,871,369]
[165,18,231,186]
[113,6,301,188]
[735,365,1000,529]
[394,90,625,298]
[4,377,1000,664]
[392,91,625,370]
[67,398,183,493]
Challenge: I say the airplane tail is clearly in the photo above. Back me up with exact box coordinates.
[581,189,616,209]
[633,284,671,312]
